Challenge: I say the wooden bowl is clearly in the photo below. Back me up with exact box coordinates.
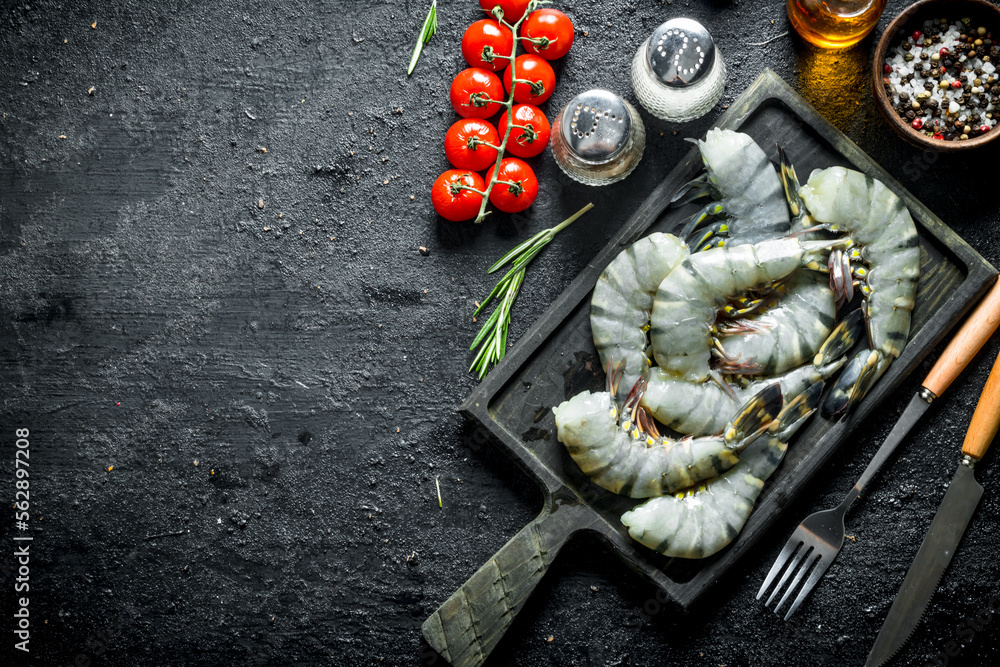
[872,0,1000,151]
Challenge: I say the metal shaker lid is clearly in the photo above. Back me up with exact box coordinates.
[559,89,632,161]
[645,18,716,87]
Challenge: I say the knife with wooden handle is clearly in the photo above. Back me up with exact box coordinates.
[865,303,1000,667]
[839,276,1000,509]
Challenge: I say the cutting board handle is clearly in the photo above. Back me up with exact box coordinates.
[422,507,575,666]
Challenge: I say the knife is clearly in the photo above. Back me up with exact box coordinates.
[865,325,1000,667]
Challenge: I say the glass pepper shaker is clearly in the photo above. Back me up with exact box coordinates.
[549,89,645,186]
[631,18,726,122]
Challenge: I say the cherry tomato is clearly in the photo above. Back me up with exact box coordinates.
[521,9,575,60]
[478,0,530,23]
[450,68,505,119]
[461,20,513,73]
[432,170,486,222]
[444,119,500,171]
[497,105,550,158]
[485,158,538,213]
[503,54,556,105]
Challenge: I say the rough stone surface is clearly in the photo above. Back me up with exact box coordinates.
[1,1,999,665]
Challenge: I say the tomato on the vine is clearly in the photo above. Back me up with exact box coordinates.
[450,68,505,119]
[444,118,500,171]
[503,54,556,105]
[521,9,575,60]
[497,105,550,158]
[432,170,486,222]
[486,158,538,213]
[478,0,530,23]
[461,20,513,72]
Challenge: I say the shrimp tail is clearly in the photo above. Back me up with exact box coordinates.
[670,173,713,205]
[777,144,808,228]
[680,201,726,242]
[813,309,864,366]
[821,348,886,420]
[724,383,783,448]
[769,381,822,441]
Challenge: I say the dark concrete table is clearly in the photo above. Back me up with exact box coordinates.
[2,1,998,665]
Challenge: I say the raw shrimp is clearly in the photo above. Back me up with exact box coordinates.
[781,158,920,417]
[552,366,783,499]
[620,383,822,559]
[678,129,790,251]
[648,236,841,384]
[590,233,690,401]
[641,310,860,436]
[715,271,837,376]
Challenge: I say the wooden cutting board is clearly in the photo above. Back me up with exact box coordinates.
[421,69,997,667]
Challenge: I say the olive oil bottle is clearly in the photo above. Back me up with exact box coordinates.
[787,0,887,49]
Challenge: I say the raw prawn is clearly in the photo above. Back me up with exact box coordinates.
[620,382,823,559]
[640,310,860,436]
[677,129,790,251]
[715,271,837,376]
[780,156,920,418]
[590,233,689,401]
[648,236,842,384]
[552,365,783,499]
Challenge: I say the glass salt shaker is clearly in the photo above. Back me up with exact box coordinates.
[631,18,726,122]
[549,89,645,186]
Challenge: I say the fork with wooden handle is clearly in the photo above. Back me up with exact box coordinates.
[757,275,1000,620]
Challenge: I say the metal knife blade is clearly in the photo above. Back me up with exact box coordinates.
[864,463,984,667]
[865,329,1000,667]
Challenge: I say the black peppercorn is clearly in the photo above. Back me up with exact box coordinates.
[906,110,916,120]
[924,81,935,91]
[920,52,930,60]
[899,91,910,101]
[944,58,954,67]
[926,97,937,108]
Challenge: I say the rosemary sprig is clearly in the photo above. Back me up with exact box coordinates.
[407,0,437,76]
[469,203,594,379]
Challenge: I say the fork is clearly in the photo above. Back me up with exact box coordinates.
[757,277,1000,619]
[755,411,910,620]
